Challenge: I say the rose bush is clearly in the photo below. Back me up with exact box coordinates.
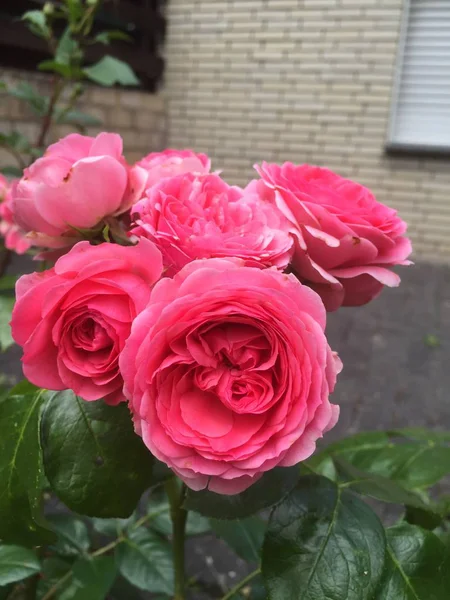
[0,177,30,254]
[254,162,412,310]
[11,238,162,405]
[131,172,293,275]
[12,132,146,249]
[136,148,211,191]
[120,257,341,494]
[4,121,447,600]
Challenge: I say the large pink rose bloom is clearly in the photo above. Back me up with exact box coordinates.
[136,149,211,191]
[12,133,146,249]
[11,239,162,405]
[131,172,293,275]
[120,258,340,494]
[255,163,412,310]
[0,178,30,254]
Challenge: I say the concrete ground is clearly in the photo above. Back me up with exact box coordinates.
[326,261,450,441]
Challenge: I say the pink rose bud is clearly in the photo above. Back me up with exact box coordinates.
[11,239,163,405]
[120,258,341,494]
[255,162,412,310]
[0,177,31,255]
[12,133,146,249]
[136,149,211,191]
[131,172,294,275]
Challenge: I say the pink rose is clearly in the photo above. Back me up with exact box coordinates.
[0,178,31,254]
[12,133,146,249]
[136,149,211,191]
[131,172,293,275]
[120,258,340,494]
[11,239,162,405]
[255,163,412,310]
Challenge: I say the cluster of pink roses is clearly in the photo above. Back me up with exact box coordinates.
[6,132,411,494]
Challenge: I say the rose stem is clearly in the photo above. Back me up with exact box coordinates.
[165,477,188,600]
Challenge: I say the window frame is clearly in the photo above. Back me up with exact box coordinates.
[386,0,450,157]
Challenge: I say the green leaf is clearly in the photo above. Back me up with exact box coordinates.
[116,528,174,595]
[61,556,117,600]
[151,506,210,537]
[184,467,299,519]
[404,505,443,531]
[324,431,391,454]
[334,458,441,528]
[0,275,18,291]
[21,10,50,39]
[0,166,23,178]
[83,56,139,87]
[37,28,84,78]
[92,515,134,538]
[56,27,79,65]
[0,131,31,154]
[303,453,338,480]
[374,523,450,599]
[55,109,102,127]
[435,494,450,518]
[37,557,72,600]
[0,388,54,546]
[261,475,386,600]
[41,392,154,518]
[334,458,436,508]
[38,60,75,78]
[186,512,211,536]
[65,0,84,23]
[0,296,14,352]
[47,514,90,557]
[210,516,265,562]
[145,494,209,537]
[0,544,40,585]
[247,576,268,600]
[9,380,40,396]
[389,428,450,444]
[94,30,133,45]
[7,83,48,116]
[324,431,450,490]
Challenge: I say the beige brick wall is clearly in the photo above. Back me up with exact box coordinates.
[0,68,166,166]
[165,0,450,263]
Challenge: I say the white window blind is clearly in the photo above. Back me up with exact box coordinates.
[389,0,450,149]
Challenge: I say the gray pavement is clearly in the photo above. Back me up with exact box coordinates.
[326,261,450,442]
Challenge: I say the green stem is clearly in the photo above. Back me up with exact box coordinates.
[90,537,122,558]
[220,568,261,600]
[41,505,169,600]
[41,570,73,600]
[36,77,65,149]
[165,478,188,600]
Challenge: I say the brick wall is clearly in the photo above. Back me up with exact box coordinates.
[0,68,166,166]
[165,0,450,263]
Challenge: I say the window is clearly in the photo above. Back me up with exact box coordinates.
[0,0,166,92]
[388,0,450,151]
